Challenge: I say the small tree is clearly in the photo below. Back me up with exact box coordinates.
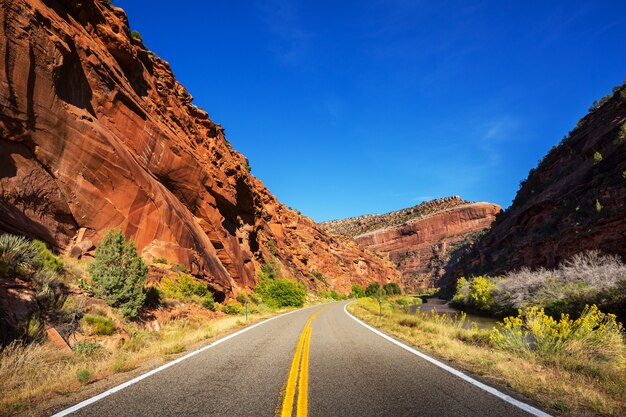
[383,282,401,296]
[468,276,495,311]
[351,284,365,298]
[365,283,381,297]
[88,229,147,319]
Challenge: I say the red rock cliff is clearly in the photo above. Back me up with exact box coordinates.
[321,198,501,287]
[0,0,399,295]
[447,84,626,282]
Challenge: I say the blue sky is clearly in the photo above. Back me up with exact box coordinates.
[116,0,626,222]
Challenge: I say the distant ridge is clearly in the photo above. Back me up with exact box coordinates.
[320,196,469,238]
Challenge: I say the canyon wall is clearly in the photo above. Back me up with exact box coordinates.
[321,197,501,287]
[447,84,626,284]
[0,0,399,296]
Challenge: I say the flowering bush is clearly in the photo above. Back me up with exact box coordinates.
[490,305,625,362]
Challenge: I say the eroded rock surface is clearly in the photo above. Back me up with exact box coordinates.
[0,0,399,295]
[447,85,626,283]
[322,198,501,287]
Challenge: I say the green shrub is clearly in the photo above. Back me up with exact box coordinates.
[329,290,347,300]
[451,277,468,305]
[160,274,210,303]
[176,274,208,297]
[73,341,101,356]
[593,151,603,163]
[257,277,306,308]
[258,261,279,281]
[365,283,381,297]
[87,229,147,319]
[311,270,328,287]
[31,240,64,274]
[152,257,168,265]
[76,369,93,384]
[131,30,142,42]
[82,314,115,335]
[383,282,401,296]
[222,299,243,315]
[23,315,43,341]
[351,284,365,298]
[202,293,216,311]
[0,234,38,277]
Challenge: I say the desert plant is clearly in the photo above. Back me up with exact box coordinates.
[152,257,168,265]
[491,305,625,362]
[365,283,381,297]
[258,260,279,281]
[222,300,243,315]
[87,229,147,319]
[73,341,102,356]
[32,269,66,312]
[593,151,603,163]
[0,234,38,277]
[76,369,93,384]
[383,282,401,296]
[82,314,115,336]
[202,293,216,311]
[257,277,306,308]
[456,251,626,320]
[351,284,365,298]
[31,240,64,274]
[130,30,142,42]
[160,274,209,299]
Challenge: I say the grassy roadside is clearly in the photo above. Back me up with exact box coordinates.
[0,304,316,417]
[348,297,626,417]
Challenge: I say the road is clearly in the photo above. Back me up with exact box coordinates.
[55,301,546,417]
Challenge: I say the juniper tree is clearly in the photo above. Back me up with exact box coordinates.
[88,229,147,319]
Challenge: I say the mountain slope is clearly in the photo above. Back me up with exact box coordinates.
[447,84,626,281]
[0,0,399,296]
[321,197,501,287]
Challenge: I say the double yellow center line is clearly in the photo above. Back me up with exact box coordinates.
[280,306,328,417]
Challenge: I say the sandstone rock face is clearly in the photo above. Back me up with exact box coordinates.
[322,198,501,288]
[0,0,399,295]
[448,85,626,282]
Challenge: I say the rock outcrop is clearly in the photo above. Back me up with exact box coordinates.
[0,0,399,296]
[447,84,626,283]
[321,198,501,288]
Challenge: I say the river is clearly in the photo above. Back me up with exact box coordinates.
[410,298,499,330]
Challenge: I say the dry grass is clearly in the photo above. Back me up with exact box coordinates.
[0,309,286,416]
[348,297,626,417]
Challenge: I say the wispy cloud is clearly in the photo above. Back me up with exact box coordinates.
[477,115,520,165]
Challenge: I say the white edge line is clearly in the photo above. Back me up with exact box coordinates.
[343,302,552,417]
[52,304,324,417]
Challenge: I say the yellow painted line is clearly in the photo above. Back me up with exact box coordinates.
[280,306,329,417]
[296,326,312,417]
[280,325,307,417]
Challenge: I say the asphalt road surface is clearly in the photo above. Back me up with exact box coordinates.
[56,301,547,417]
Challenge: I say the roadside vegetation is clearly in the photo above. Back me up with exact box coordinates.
[349,294,626,417]
[0,231,323,416]
[451,251,626,323]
